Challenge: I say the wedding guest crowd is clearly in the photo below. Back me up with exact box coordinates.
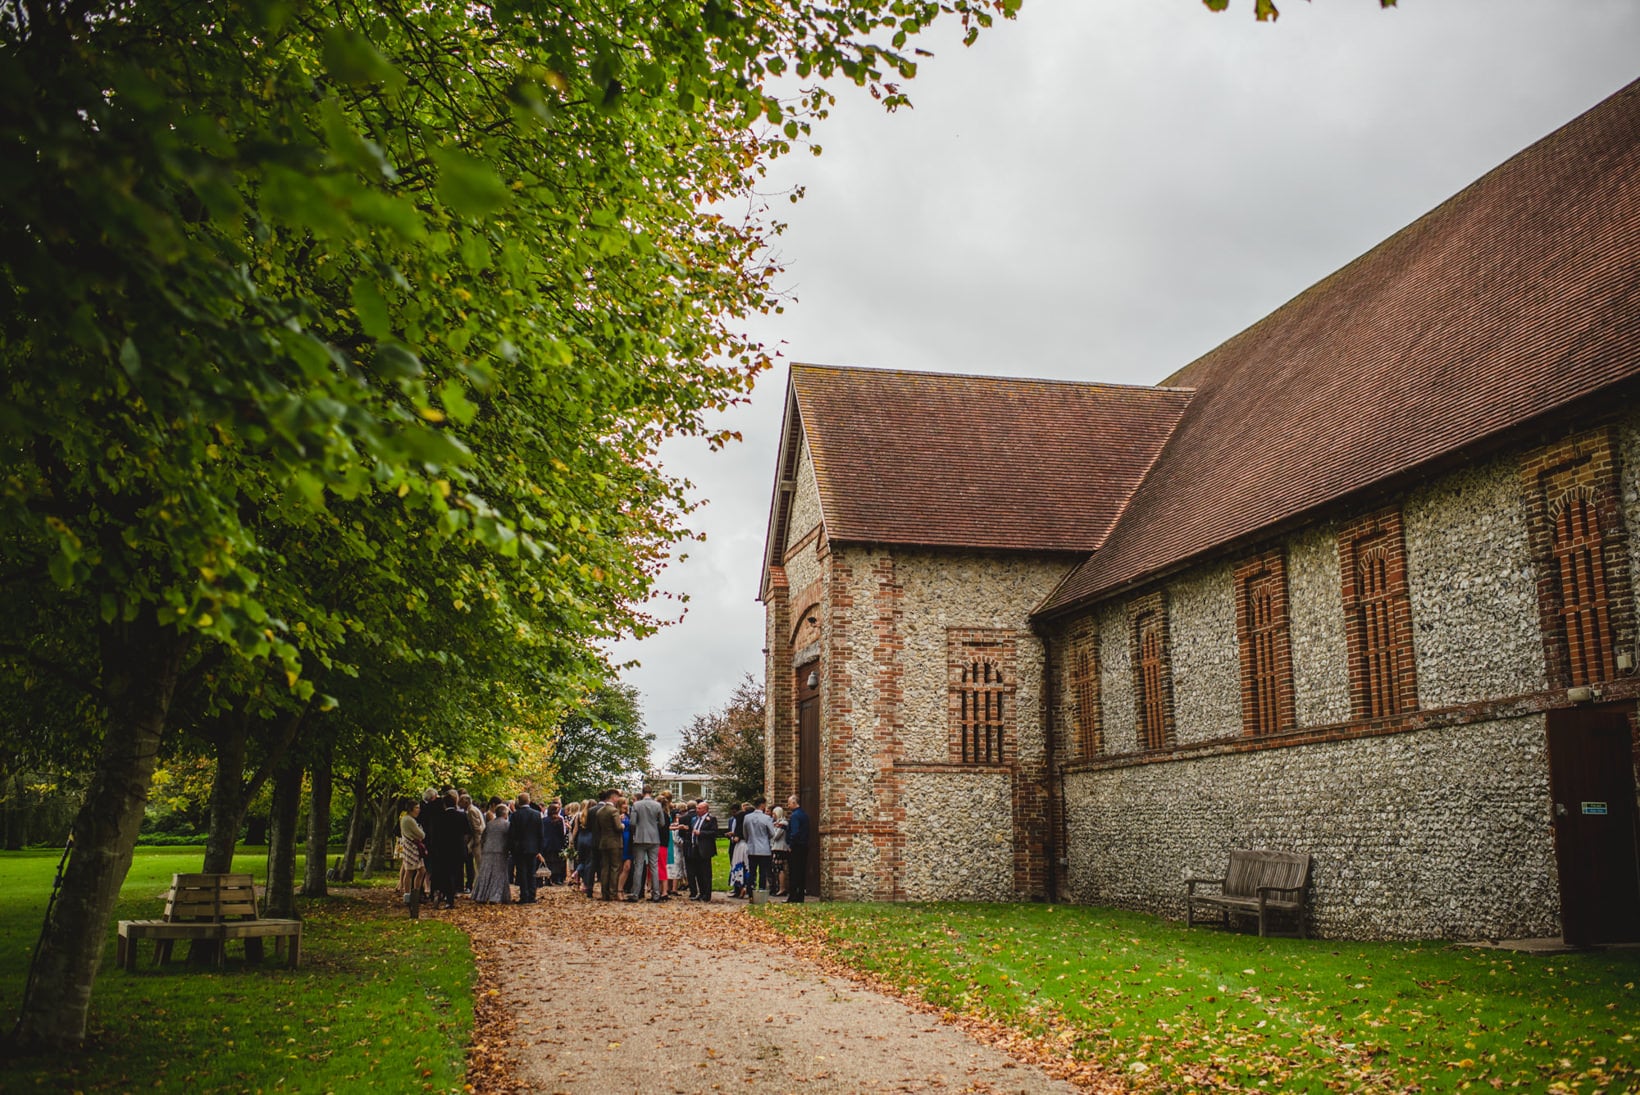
[397,787,813,907]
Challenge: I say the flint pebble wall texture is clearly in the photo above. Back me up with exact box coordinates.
[1403,455,1546,705]
[1620,409,1640,637]
[1063,714,1559,939]
[1098,602,1137,754]
[1287,523,1352,726]
[893,551,1065,764]
[785,433,822,553]
[1167,561,1239,744]
[900,770,1014,901]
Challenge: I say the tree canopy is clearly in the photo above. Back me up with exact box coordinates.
[1,0,1029,1049]
[669,674,766,807]
[549,682,652,804]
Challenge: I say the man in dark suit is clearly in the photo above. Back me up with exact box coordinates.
[430,791,468,909]
[542,802,567,886]
[784,794,810,903]
[508,792,545,903]
[686,799,719,902]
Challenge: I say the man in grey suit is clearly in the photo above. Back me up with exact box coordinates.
[627,787,668,902]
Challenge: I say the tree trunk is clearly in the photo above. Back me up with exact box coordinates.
[301,742,332,896]
[264,756,303,919]
[12,618,187,1050]
[337,768,370,883]
[201,710,249,874]
[364,791,398,875]
[203,706,305,873]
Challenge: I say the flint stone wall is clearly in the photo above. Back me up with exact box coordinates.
[1098,602,1137,753]
[899,770,1014,901]
[1404,455,1547,705]
[1168,561,1239,743]
[893,551,1066,764]
[1063,714,1557,939]
[786,431,822,551]
[1287,523,1351,726]
[1620,409,1640,623]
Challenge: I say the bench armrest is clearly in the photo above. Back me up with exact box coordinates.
[1186,876,1226,895]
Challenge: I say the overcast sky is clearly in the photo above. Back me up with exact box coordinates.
[609,0,1640,765]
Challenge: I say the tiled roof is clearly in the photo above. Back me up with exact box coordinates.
[1040,77,1640,616]
[784,365,1192,555]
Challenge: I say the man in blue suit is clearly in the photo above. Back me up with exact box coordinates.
[784,795,810,903]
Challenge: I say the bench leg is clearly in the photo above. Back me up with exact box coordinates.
[155,939,173,967]
[245,938,265,965]
[117,933,130,972]
[287,932,300,969]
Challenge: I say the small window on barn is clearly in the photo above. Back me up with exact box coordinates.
[1133,607,1172,751]
[1340,510,1418,720]
[1072,630,1102,758]
[1235,550,1294,737]
[1523,430,1635,690]
[1552,489,1617,687]
[947,630,1016,766]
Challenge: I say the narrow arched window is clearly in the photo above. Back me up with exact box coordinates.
[959,655,1007,764]
[1552,492,1616,686]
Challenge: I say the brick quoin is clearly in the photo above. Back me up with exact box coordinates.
[765,567,794,801]
[822,549,854,899]
[871,553,907,902]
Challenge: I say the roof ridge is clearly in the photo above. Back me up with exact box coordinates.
[790,360,1195,395]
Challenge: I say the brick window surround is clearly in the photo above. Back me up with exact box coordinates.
[1522,427,1635,690]
[1071,626,1103,758]
[948,629,1015,765]
[1128,592,1175,751]
[1339,508,1418,719]
[1234,549,1296,737]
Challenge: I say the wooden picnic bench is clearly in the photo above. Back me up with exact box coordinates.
[1185,850,1312,938]
[116,873,301,971]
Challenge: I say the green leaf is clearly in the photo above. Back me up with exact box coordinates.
[119,337,141,378]
[439,380,478,425]
[432,146,510,218]
[396,427,471,468]
[322,27,400,88]
[351,276,392,339]
[375,342,424,380]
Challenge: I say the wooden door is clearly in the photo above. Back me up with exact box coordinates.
[1546,705,1640,945]
[796,659,821,898]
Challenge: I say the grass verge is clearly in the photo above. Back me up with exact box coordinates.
[754,900,1640,1092]
[0,846,472,1094]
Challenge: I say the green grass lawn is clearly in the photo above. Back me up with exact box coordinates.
[757,901,1640,1092]
[0,846,472,1094]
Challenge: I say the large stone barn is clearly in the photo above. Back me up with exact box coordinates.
[759,79,1640,941]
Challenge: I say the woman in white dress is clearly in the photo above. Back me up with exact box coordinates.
[471,803,512,903]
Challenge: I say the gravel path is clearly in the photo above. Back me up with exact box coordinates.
[462,884,1084,1094]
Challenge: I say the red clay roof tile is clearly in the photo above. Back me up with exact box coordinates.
[1040,77,1640,615]
[786,365,1192,555]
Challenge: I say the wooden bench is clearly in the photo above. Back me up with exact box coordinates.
[1185,850,1312,938]
[116,873,301,971]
